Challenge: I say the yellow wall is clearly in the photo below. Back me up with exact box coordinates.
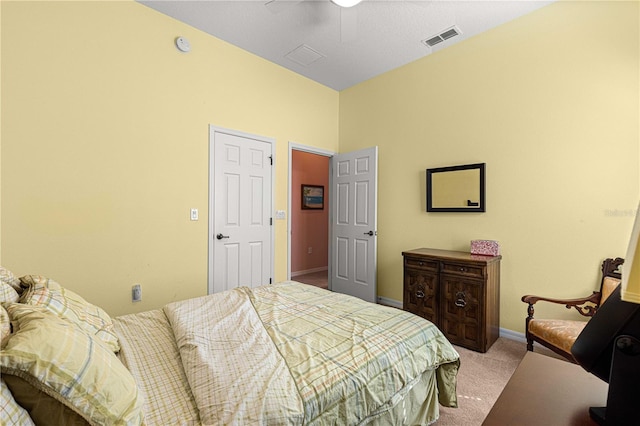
[2,1,638,334]
[340,0,639,332]
[0,1,3,264]
[1,1,338,316]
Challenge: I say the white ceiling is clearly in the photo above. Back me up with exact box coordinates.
[138,0,554,91]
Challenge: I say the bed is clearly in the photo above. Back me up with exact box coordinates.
[1,267,460,426]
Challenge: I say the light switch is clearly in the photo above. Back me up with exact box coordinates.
[190,208,198,221]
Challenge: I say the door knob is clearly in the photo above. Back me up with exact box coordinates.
[216,233,229,240]
[364,231,375,236]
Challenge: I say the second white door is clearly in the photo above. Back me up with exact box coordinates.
[330,147,378,303]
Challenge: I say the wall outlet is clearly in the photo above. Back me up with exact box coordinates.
[190,208,199,221]
[308,247,312,254]
[132,284,142,302]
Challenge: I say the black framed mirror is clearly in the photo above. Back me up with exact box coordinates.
[426,163,485,212]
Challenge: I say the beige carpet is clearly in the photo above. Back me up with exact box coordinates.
[435,338,528,425]
[293,271,328,289]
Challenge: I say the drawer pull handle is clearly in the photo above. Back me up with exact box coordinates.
[416,290,425,299]
[419,262,424,266]
[459,267,466,272]
[455,291,466,308]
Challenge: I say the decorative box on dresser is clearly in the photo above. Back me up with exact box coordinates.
[402,248,501,352]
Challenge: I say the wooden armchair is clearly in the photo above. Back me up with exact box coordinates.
[521,257,624,362]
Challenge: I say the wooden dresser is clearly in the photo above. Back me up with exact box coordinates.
[402,248,501,352]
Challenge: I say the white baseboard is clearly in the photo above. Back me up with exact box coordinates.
[376,295,527,342]
[291,266,328,277]
[377,296,403,309]
[499,328,526,343]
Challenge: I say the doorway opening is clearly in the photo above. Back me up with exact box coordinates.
[288,144,334,290]
[288,143,378,302]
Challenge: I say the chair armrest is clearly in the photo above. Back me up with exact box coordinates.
[521,291,601,319]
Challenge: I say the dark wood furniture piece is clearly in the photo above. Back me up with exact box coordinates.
[482,351,607,426]
[521,257,624,362]
[402,248,501,352]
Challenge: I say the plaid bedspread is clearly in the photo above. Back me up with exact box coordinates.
[114,309,200,426]
[164,284,303,425]
[163,281,459,425]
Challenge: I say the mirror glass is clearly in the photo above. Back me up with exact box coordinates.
[426,163,485,212]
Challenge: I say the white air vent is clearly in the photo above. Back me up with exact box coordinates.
[285,44,326,67]
[422,26,462,48]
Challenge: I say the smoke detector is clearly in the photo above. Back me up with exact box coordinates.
[175,36,191,53]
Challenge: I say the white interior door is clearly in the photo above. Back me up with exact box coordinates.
[209,126,274,294]
[330,147,378,302]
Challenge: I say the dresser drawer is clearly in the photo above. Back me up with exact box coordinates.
[441,262,484,278]
[403,269,438,324]
[404,256,438,271]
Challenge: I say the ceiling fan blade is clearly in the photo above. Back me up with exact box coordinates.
[265,0,304,14]
[340,6,358,42]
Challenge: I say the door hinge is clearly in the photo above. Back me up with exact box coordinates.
[269,278,272,284]
[268,155,273,165]
[270,217,273,225]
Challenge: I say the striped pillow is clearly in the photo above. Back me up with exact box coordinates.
[19,275,120,352]
[1,377,35,426]
[1,281,19,304]
[0,266,22,293]
[0,305,11,349]
[0,303,144,426]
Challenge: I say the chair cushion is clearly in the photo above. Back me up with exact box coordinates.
[600,277,621,305]
[528,319,587,355]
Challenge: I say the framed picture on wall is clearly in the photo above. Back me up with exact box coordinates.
[301,184,324,210]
